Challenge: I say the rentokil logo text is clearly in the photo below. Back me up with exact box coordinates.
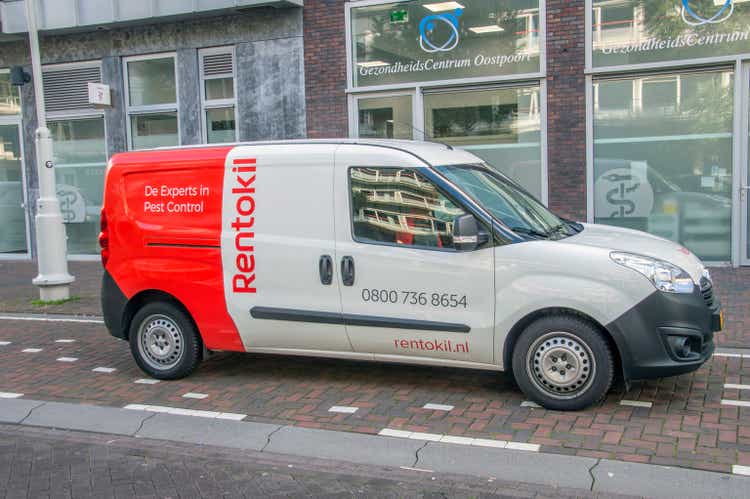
[681,0,734,26]
[419,9,463,53]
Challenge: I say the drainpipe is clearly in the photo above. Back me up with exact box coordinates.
[25,0,74,300]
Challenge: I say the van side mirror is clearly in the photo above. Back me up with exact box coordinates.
[452,214,489,252]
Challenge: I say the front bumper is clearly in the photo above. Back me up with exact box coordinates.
[605,280,721,381]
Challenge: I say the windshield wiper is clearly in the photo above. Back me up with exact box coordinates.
[510,227,550,239]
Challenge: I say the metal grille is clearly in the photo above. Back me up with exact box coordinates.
[43,66,101,112]
[202,53,233,77]
[700,278,715,309]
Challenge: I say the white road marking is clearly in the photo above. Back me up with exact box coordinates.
[521,401,541,408]
[714,352,750,359]
[721,399,750,408]
[439,435,474,445]
[0,341,11,346]
[0,392,23,399]
[182,392,208,400]
[619,400,653,408]
[378,428,537,452]
[472,438,508,449]
[56,357,78,362]
[0,315,103,324]
[724,384,750,390]
[328,405,358,414]
[733,465,750,476]
[123,404,246,421]
[378,428,412,438]
[399,466,434,473]
[506,442,541,452]
[408,432,443,442]
[54,339,76,343]
[134,379,160,385]
[92,367,116,373]
[21,348,42,353]
[423,403,454,411]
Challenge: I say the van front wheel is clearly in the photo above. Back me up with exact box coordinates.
[512,315,613,411]
[129,302,201,380]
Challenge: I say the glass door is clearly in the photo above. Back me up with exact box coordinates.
[0,124,29,255]
[744,69,750,265]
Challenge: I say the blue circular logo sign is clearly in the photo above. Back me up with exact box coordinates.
[419,9,463,53]
[681,0,733,26]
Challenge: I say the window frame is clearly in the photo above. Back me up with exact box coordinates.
[199,46,238,144]
[347,165,487,253]
[122,52,180,150]
[0,67,31,260]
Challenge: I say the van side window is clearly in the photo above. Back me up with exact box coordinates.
[349,167,467,249]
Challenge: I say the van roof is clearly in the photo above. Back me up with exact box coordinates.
[133,138,481,167]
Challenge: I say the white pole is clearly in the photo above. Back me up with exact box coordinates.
[26,0,74,301]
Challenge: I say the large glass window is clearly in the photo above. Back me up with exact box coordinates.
[49,117,107,255]
[200,48,237,144]
[351,0,541,87]
[593,70,733,261]
[350,167,466,249]
[357,95,414,139]
[0,73,21,116]
[0,124,27,254]
[423,85,543,198]
[124,55,179,149]
[592,0,750,68]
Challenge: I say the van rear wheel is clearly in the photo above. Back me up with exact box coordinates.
[512,315,613,411]
[129,302,201,380]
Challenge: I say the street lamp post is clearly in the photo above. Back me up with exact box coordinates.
[25,0,74,301]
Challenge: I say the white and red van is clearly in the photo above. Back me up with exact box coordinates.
[101,140,722,410]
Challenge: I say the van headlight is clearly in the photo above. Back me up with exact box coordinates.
[610,252,695,294]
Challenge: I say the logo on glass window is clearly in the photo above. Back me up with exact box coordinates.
[419,9,463,53]
[681,0,734,26]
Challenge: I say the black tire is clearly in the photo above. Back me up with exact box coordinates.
[511,315,613,411]
[129,301,201,380]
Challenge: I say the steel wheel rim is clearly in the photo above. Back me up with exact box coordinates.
[526,331,596,400]
[137,314,184,371]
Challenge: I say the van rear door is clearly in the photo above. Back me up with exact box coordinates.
[333,145,495,365]
[221,144,352,353]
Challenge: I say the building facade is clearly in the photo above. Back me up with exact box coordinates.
[1,0,750,268]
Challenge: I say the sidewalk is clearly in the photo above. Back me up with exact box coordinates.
[0,260,102,316]
[0,260,748,347]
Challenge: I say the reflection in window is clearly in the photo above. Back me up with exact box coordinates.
[350,167,466,249]
[357,95,413,139]
[351,0,540,87]
[592,0,750,67]
[130,113,179,150]
[593,70,733,261]
[49,118,107,255]
[0,73,21,116]
[424,85,542,198]
[0,124,27,253]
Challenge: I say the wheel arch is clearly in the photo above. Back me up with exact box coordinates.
[502,307,623,381]
[122,289,202,349]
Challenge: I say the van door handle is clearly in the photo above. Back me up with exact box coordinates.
[319,255,333,285]
[341,256,355,286]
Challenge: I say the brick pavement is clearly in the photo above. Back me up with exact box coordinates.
[0,318,749,476]
[0,261,748,347]
[0,425,613,499]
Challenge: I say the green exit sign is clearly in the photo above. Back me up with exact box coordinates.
[390,9,408,24]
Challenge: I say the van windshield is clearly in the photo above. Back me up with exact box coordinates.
[435,164,578,240]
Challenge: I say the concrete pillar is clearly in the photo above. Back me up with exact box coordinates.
[236,36,306,141]
[177,48,202,145]
[101,56,127,156]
